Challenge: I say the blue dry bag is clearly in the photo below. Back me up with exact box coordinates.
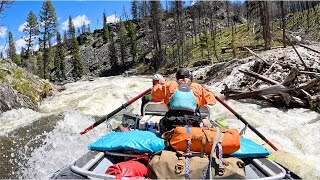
[87,130,165,153]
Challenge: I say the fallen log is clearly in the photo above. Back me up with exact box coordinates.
[221,84,245,98]
[298,44,320,54]
[301,89,312,99]
[299,76,320,91]
[291,96,309,108]
[281,67,299,86]
[277,27,303,35]
[228,84,293,100]
[309,95,320,110]
[66,67,74,76]
[284,35,310,71]
[301,90,320,110]
[250,61,278,88]
[240,67,299,87]
[238,69,279,85]
[299,71,320,76]
[243,47,271,65]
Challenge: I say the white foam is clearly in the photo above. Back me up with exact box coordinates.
[0,108,50,136]
[19,110,109,178]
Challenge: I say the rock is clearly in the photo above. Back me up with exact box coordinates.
[232,14,247,24]
[144,53,153,64]
[294,36,302,42]
[0,83,37,114]
[77,32,91,45]
[92,38,104,48]
[165,67,178,75]
[192,60,211,67]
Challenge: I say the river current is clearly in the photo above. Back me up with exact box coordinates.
[0,75,319,179]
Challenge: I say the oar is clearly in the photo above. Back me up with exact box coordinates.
[80,88,152,135]
[215,96,279,151]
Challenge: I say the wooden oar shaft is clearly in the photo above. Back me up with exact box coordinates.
[215,96,279,151]
[80,88,152,135]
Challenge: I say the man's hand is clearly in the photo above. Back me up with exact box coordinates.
[203,84,215,94]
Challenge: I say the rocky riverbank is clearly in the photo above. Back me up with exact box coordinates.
[191,45,320,111]
[0,60,57,114]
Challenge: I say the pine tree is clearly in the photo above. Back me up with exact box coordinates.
[60,51,66,79]
[118,20,127,69]
[140,1,149,18]
[36,53,43,77]
[109,34,118,70]
[23,11,39,58]
[77,28,81,36]
[0,52,3,59]
[172,0,185,64]
[150,1,163,69]
[67,15,75,39]
[31,56,38,75]
[71,37,83,78]
[55,31,66,80]
[122,6,129,20]
[103,13,109,43]
[199,31,212,59]
[87,24,91,33]
[8,31,19,65]
[131,0,139,20]
[127,21,138,62]
[39,0,58,79]
[48,47,56,78]
[20,47,27,65]
[63,30,67,48]
[81,21,86,34]
[67,15,75,50]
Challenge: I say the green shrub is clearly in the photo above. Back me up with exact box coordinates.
[13,69,25,79]
[0,71,8,83]
[12,80,38,103]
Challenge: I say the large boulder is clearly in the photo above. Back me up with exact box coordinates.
[0,60,57,113]
[0,83,37,114]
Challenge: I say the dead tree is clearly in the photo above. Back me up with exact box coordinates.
[259,1,271,50]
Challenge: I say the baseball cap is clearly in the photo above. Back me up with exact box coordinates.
[152,74,164,81]
[176,68,190,79]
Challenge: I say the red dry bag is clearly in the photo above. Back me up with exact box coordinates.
[105,153,149,179]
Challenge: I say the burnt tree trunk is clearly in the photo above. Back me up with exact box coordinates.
[280,1,286,48]
[259,1,271,50]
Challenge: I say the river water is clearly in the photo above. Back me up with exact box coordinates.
[0,75,319,179]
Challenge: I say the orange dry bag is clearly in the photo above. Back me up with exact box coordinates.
[169,127,240,155]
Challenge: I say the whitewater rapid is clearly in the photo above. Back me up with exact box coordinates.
[0,75,319,179]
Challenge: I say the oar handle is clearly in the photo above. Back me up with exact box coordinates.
[215,96,279,151]
[80,88,152,135]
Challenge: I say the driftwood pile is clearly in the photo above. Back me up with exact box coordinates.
[221,46,320,111]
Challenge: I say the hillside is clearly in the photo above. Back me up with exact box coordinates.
[6,2,318,80]
[63,1,320,79]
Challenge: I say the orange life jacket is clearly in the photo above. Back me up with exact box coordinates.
[151,79,216,109]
